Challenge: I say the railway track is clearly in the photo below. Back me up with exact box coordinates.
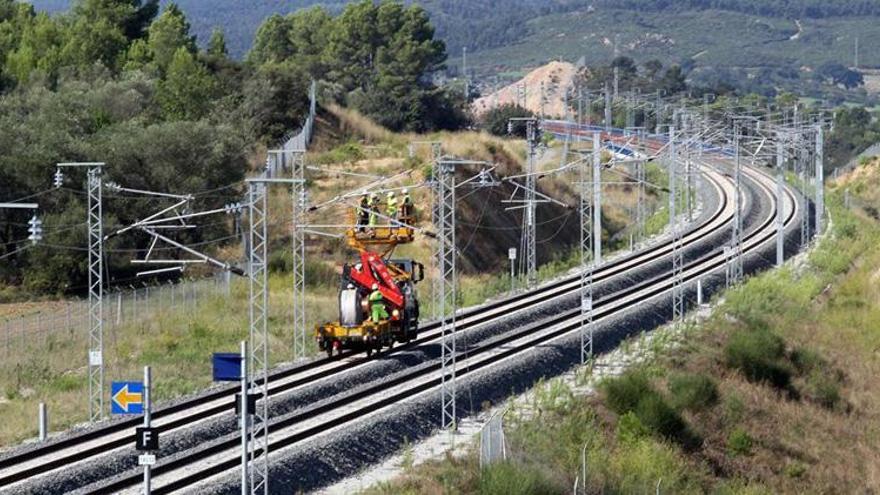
[92,156,797,494]
[0,152,797,494]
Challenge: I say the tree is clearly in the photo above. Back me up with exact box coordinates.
[658,65,687,94]
[122,38,151,72]
[240,62,310,141]
[207,27,227,58]
[324,0,379,91]
[482,103,535,137]
[287,7,332,78]
[344,3,447,131]
[157,46,216,120]
[147,3,195,73]
[247,14,293,66]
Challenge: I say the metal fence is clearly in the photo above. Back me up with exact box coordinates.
[1,274,231,358]
[265,80,317,178]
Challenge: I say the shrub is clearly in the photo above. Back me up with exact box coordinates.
[784,461,807,478]
[805,370,842,410]
[616,411,650,444]
[727,428,753,456]
[601,370,653,415]
[724,329,792,389]
[478,461,561,495]
[667,373,719,411]
[635,393,689,443]
[790,347,823,375]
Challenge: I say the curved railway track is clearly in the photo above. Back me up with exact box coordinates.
[0,148,802,494]
[95,156,798,494]
[0,162,733,488]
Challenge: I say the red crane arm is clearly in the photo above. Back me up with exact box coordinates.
[348,251,404,308]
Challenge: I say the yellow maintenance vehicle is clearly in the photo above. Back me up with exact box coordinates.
[314,194,424,358]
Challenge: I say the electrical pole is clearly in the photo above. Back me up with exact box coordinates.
[655,90,662,135]
[243,176,303,494]
[669,129,684,321]
[776,133,785,267]
[577,86,583,126]
[799,131,811,249]
[613,34,620,100]
[289,151,307,361]
[525,121,538,287]
[592,132,602,265]
[462,47,469,101]
[604,82,612,132]
[730,128,744,285]
[246,179,269,495]
[636,130,646,243]
[57,162,105,423]
[579,134,597,365]
[435,159,457,430]
[815,125,825,234]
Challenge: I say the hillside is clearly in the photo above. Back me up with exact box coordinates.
[471,61,577,117]
[28,1,880,76]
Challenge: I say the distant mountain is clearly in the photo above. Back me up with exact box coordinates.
[25,0,583,59]
[26,0,880,89]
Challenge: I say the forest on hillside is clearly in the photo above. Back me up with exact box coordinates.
[28,0,880,59]
[0,0,464,295]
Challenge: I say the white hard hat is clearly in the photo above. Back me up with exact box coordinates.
[372,283,379,290]
[402,188,409,194]
[387,191,395,196]
[362,189,368,195]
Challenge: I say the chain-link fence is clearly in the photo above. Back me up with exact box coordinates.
[1,274,231,358]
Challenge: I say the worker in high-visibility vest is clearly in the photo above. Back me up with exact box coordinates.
[369,283,388,322]
[368,192,380,226]
[401,188,414,219]
[357,190,370,231]
[386,191,398,219]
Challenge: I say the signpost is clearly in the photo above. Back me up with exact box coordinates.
[140,367,154,494]
[508,248,517,292]
[213,342,248,495]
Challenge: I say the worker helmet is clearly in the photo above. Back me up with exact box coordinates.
[362,189,369,196]
[402,188,409,194]
[387,191,395,197]
[372,283,379,290]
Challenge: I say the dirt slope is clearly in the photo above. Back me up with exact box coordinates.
[471,61,578,117]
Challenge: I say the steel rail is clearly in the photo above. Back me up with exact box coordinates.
[97,163,796,494]
[0,154,735,488]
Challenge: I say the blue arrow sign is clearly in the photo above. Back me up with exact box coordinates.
[111,381,144,415]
